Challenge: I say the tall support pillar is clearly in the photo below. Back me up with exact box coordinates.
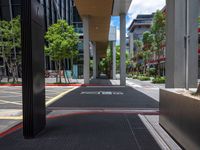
[112,41,116,80]
[83,16,90,84]
[187,0,199,88]
[120,13,126,86]
[22,0,46,138]
[92,42,97,79]
[165,0,199,88]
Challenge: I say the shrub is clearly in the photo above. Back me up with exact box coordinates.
[152,77,166,84]
[147,68,156,76]
[138,76,151,81]
[127,74,133,78]
[132,75,138,79]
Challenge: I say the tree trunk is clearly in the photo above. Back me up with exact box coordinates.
[143,61,146,75]
[55,61,58,83]
[59,60,62,83]
[157,50,161,77]
[12,62,17,83]
[63,59,67,83]
[71,57,73,78]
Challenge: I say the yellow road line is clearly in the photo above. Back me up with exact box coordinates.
[0,100,22,105]
[0,91,22,95]
[0,116,22,120]
[0,86,78,120]
[46,86,78,106]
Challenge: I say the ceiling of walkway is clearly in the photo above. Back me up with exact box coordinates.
[74,0,113,42]
[74,0,113,58]
[74,0,132,58]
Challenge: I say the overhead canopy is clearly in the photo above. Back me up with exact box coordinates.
[112,0,132,16]
[74,0,132,58]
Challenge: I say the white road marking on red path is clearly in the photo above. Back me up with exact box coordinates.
[80,91,124,95]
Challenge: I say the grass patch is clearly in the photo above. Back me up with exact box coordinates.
[152,77,166,84]
[138,76,151,81]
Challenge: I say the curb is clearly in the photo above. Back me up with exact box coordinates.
[0,84,116,87]
[0,110,159,138]
[0,122,22,138]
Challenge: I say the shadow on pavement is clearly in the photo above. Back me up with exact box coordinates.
[0,113,161,150]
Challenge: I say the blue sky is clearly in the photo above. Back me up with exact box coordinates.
[111,0,166,44]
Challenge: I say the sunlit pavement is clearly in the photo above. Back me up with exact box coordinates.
[0,86,77,134]
[0,86,76,109]
[126,78,165,101]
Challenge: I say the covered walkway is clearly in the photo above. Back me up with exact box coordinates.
[0,84,161,150]
[0,113,160,150]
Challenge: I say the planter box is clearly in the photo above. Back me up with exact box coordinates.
[160,89,200,150]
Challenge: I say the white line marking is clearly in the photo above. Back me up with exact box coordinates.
[86,86,125,88]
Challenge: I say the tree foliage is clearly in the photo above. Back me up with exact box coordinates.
[151,10,166,76]
[99,45,130,77]
[45,20,79,61]
[0,16,21,82]
[142,31,154,74]
[131,10,166,76]
[44,20,79,83]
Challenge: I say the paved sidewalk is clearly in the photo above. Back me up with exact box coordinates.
[126,78,165,101]
[0,113,161,150]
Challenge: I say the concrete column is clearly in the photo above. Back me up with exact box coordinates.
[83,16,90,84]
[112,41,117,80]
[187,0,199,88]
[92,42,97,79]
[165,0,199,88]
[120,13,126,86]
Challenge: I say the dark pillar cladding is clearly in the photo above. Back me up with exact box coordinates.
[21,0,46,138]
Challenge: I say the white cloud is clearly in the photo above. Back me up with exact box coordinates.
[127,0,166,28]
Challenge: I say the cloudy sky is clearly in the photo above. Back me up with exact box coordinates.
[111,0,166,43]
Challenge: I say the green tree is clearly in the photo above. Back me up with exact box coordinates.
[133,40,143,74]
[142,31,154,74]
[151,10,166,77]
[0,16,21,83]
[45,20,79,83]
[99,45,130,78]
[115,45,130,73]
